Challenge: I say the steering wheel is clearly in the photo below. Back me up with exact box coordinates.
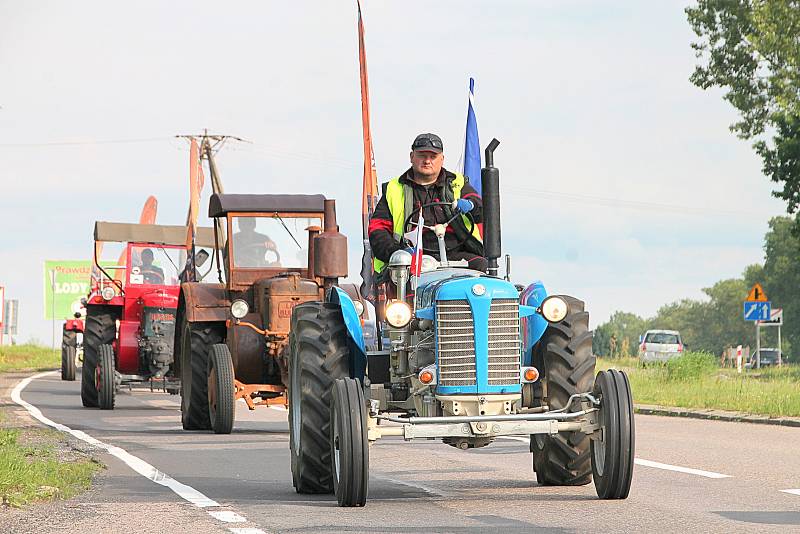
[240,242,282,267]
[402,201,476,254]
[142,268,165,284]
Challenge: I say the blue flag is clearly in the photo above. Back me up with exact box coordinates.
[464,77,481,195]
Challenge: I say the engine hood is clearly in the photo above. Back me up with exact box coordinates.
[415,269,517,309]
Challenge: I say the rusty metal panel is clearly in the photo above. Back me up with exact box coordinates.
[258,274,321,332]
[228,314,265,384]
[181,282,230,322]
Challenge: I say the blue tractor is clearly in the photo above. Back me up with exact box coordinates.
[287,139,634,507]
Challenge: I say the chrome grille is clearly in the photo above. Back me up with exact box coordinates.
[436,300,476,386]
[488,299,521,385]
[435,298,521,387]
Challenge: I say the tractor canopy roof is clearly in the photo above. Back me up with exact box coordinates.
[208,193,326,217]
[93,222,216,248]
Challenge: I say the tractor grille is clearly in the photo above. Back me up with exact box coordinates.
[435,298,521,387]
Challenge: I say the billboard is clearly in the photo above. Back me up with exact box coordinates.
[43,260,93,320]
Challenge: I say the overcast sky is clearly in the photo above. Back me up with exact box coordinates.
[0,0,786,344]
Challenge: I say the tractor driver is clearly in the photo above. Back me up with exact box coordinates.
[233,217,278,267]
[368,133,486,276]
[140,248,165,284]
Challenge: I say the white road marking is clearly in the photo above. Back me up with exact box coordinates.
[269,406,286,412]
[11,371,265,531]
[229,529,267,534]
[208,510,247,523]
[781,489,800,496]
[498,436,732,479]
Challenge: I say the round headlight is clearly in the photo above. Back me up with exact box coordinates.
[385,300,412,328]
[230,299,249,319]
[353,300,365,317]
[541,296,569,323]
[101,286,115,301]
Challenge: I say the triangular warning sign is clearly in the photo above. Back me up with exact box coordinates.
[746,283,768,302]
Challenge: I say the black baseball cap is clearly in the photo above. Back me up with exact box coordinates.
[411,133,443,153]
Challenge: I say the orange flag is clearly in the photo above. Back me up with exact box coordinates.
[185,137,205,250]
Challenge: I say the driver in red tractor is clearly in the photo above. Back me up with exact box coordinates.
[368,132,486,275]
[139,248,165,284]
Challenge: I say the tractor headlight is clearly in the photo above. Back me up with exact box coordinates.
[540,296,569,323]
[230,299,249,319]
[385,300,412,328]
[101,286,115,301]
[353,300,365,317]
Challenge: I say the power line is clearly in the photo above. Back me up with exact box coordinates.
[0,137,173,148]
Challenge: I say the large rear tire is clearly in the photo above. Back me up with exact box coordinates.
[180,320,221,430]
[592,369,635,499]
[97,344,116,410]
[288,302,350,494]
[531,296,595,486]
[61,329,77,381]
[82,309,116,408]
[331,377,369,507]
[208,343,236,435]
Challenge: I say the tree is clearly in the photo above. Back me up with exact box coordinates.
[760,217,800,359]
[687,1,800,225]
[593,311,649,357]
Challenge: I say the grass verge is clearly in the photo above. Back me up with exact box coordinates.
[0,427,101,507]
[599,352,800,418]
[0,344,59,373]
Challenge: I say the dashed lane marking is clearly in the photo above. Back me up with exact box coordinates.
[498,436,732,479]
[12,371,269,532]
[781,489,800,496]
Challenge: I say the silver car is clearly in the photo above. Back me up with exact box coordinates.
[639,329,683,363]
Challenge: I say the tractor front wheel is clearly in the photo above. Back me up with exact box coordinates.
[531,296,595,486]
[61,329,77,381]
[330,377,369,507]
[97,344,116,410]
[82,308,116,408]
[288,301,350,494]
[208,344,236,434]
[180,320,221,430]
[591,369,635,499]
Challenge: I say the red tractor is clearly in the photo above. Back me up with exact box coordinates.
[81,222,215,409]
[61,312,84,381]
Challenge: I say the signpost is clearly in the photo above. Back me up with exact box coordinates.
[3,299,19,344]
[743,283,784,368]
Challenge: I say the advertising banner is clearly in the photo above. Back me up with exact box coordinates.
[43,260,93,320]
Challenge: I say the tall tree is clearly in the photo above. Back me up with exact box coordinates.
[687,1,800,225]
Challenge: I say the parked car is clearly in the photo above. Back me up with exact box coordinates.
[746,348,782,369]
[639,329,683,364]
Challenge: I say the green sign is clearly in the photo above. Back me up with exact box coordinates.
[43,260,93,320]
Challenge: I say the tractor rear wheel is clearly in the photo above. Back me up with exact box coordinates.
[97,344,116,410]
[82,309,116,408]
[531,296,595,486]
[288,301,350,494]
[180,320,221,430]
[61,329,77,381]
[208,343,236,434]
[592,369,635,499]
[330,377,369,507]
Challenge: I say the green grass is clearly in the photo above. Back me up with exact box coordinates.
[0,428,101,507]
[598,352,800,418]
[0,344,59,373]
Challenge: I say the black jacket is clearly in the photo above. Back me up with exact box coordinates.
[368,168,483,262]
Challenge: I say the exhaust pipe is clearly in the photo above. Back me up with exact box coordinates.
[481,138,501,277]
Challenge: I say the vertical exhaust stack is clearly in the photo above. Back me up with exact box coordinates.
[314,199,348,289]
[481,138,502,277]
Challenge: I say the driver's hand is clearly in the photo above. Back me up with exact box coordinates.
[453,198,474,214]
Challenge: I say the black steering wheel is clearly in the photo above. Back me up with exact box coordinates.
[402,201,476,254]
[240,242,281,267]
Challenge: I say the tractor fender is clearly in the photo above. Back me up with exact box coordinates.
[327,287,367,380]
[520,281,548,367]
[180,282,230,323]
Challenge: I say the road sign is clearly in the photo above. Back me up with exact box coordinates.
[744,301,771,321]
[746,283,768,302]
[758,307,783,326]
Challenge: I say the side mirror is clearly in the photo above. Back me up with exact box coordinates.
[195,249,210,268]
[638,335,643,344]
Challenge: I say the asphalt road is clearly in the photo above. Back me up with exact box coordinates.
[7,371,800,533]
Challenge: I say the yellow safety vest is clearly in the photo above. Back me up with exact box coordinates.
[373,173,482,273]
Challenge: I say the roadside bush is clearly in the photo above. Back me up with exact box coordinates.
[664,351,718,381]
